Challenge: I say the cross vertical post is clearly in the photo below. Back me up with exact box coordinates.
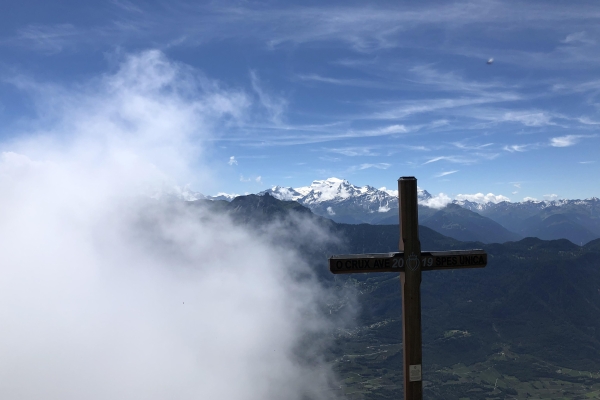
[399,177,423,400]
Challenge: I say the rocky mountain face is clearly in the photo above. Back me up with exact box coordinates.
[261,177,432,224]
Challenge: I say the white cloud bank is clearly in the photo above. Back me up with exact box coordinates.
[379,186,397,196]
[0,51,342,400]
[455,193,510,204]
[380,187,510,209]
[420,193,452,209]
[419,192,510,209]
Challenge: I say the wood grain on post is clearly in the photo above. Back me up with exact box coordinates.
[398,177,423,400]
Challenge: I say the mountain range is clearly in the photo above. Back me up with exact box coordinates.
[193,177,600,245]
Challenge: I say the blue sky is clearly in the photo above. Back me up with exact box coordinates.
[1,0,599,201]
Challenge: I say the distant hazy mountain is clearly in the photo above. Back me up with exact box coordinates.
[420,204,522,243]
[460,198,600,245]
[155,186,237,202]
[193,192,312,224]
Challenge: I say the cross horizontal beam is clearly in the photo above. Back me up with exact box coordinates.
[329,250,487,274]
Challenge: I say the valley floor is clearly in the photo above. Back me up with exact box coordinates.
[331,335,600,399]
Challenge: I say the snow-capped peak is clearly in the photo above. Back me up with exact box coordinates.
[259,178,438,214]
[208,192,239,201]
[264,177,363,203]
[300,177,357,202]
[257,178,395,215]
[261,185,304,201]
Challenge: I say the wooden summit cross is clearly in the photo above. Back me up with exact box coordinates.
[329,177,487,400]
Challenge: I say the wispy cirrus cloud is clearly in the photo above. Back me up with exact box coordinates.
[408,64,516,95]
[468,108,559,127]
[358,163,390,170]
[503,143,541,152]
[346,162,391,173]
[250,71,287,125]
[501,134,595,153]
[500,111,556,127]
[111,0,144,14]
[424,155,476,165]
[3,2,493,54]
[499,132,597,156]
[8,2,600,65]
[10,24,80,53]
[326,146,380,156]
[191,3,600,56]
[222,121,411,147]
[434,170,458,178]
[295,73,383,88]
[399,144,431,151]
[577,117,600,125]
[363,124,408,135]
[452,142,494,150]
[553,79,600,93]
[561,31,595,45]
[549,134,589,147]
[367,97,506,120]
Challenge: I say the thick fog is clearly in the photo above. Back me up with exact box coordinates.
[0,51,344,399]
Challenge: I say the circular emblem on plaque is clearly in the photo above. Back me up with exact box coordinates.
[408,253,420,271]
